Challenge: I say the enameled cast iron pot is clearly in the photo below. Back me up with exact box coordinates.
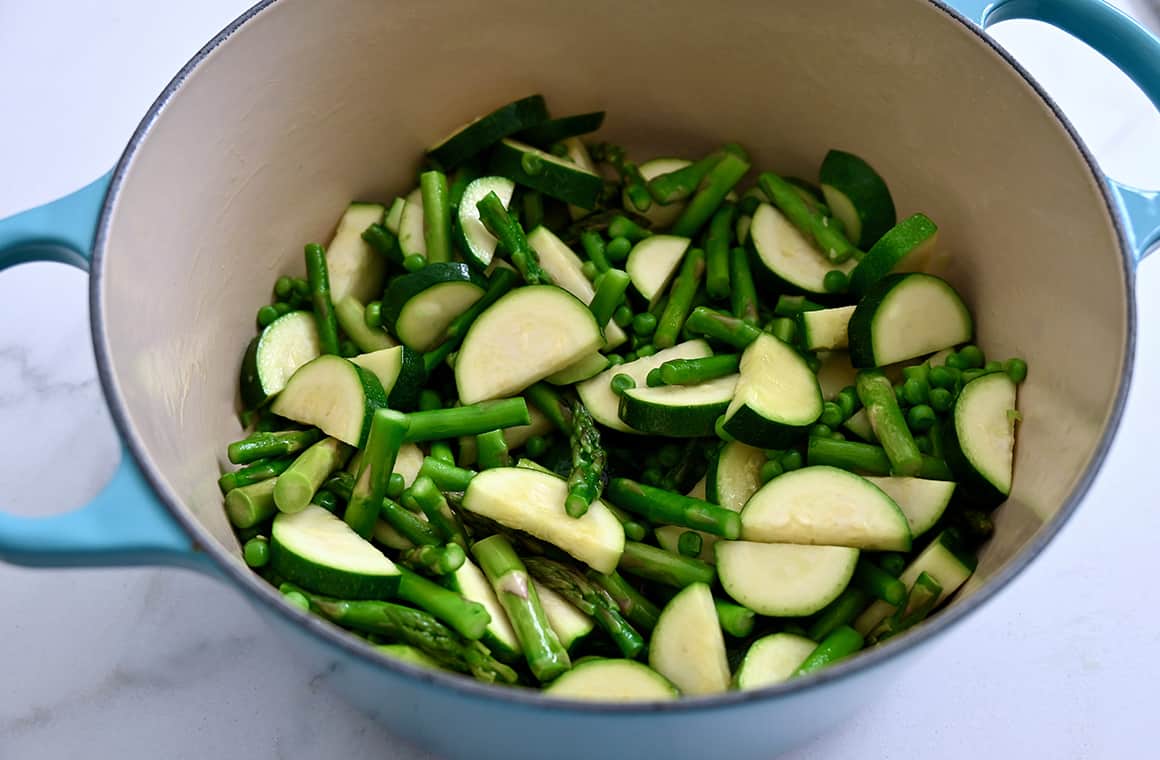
[1,1,1158,757]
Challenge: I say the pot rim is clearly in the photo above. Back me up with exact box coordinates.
[89,0,1137,715]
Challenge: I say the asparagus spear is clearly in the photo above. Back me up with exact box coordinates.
[589,570,661,633]
[523,383,572,435]
[670,153,751,238]
[287,584,516,683]
[346,410,410,538]
[852,557,908,606]
[857,370,923,477]
[524,557,645,659]
[218,455,295,494]
[404,398,530,442]
[685,306,762,349]
[793,625,864,676]
[618,541,716,588]
[273,438,352,514]
[401,543,466,576]
[565,401,606,518]
[227,429,321,465]
[396,566,490,639]
[705,205,735,299]
[361,223,404,267]
[654,247,706,349]
[606,478,741,539]
[774,294,826,317]
[422,267,520,373]
[304,243,341,355]
[588,268,630,329]
[677,531,703,558]
[473,535,571,681]
[416,456,477,492]
[808,587,871,642]
[579,230,611,273]
[589,142,651,212]
[418,390,455,465]
[477,191,552,285]
[406,475,469,550]
[646,144,748,204]
[476,429,511,470]
[714,600,756,638]
[420,170,452,263]
[869,571,944,644]
[729,246,760,324]
[758,172,860,264]
[806,436,953,480]
[225,478,278,529]
[380,498,443,547]
[657,354,741,386]
[607,214,652,242]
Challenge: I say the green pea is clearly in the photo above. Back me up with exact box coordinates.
[830,430,846,441]
[606,236,633,262]
[810,423,833,438]
[984,360,1004,373]
[636,344,656,358]
[606,354,625,367]
[613,305,634,328]
[957,344,985,369]
[779,450,803,471]
[632,312,658,337]
[243,536,270,568]
[1005,357,1028,384]
[929,387,954,413]
[961,369,985,384]
[837,386,860,418]
[257,305,280,327]
[677,531,703,558]
[902,377,929,406]
[274,276,294,299]
[914,434,932,454]
[365,301,383,329]
[292,278,311,299]
[623,352,638,363]
[822,269,848,294]
[524,435,548,458]
[902,364,930,383]
[312,489,339,513]
[386,472,406,500]
[945,351,969,370]
[894,384,907,406]
[282,590,311,612]
[907,404,936,432]
[273,301,294,316]
[580,261,599,282]
[646,368,665,387]
[404,253,427,272]
[611,373,636,396]
[928,366,954,389]
[820,401,844,428]
[760,460,784,483]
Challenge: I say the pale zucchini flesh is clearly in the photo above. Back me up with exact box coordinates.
[716,541,858,616]
[271,505,400,598]
[545,659,678,701]
[854,533,974,635]
[707,441,767,512]
[326,203,387,305]
[750,203,855,293]
[270,355,387,446]
[649,583,730,696]
[626,235,691,304]
[734,633,818,690]
[863,476,955,537]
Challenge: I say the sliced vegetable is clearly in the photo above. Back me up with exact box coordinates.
[800,305,855,352]
[488,138,604,209]
[848,273,972,368]
[323,203,388,305]
[716,541,858,616]
[749,203,856,294]
[818,150,896,248]
[863,476,955,537]
[270,504,400,598]
[427,94,549,169]
[720,334,823,447]
[625,235,691,305]
[649,583,730,696]
[545,659,677,701]
[270,355,388,446]
[942,372,1019,507]
[349,345,425,411]
[619,373,739,438]
[240,311,321,408]
[456,176,516,270]
[848,213,939,296]
[734,633,818,690]
[381,263,487,352]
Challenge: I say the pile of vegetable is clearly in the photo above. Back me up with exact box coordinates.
[220,94,1026,700]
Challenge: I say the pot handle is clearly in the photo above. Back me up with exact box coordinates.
[944,0,1160,262]
[0,175,201,569]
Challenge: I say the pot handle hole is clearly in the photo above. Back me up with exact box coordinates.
[945,0,1160,262]
[0,175,198,568]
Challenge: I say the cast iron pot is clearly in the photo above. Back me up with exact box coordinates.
[1,1,1158,757]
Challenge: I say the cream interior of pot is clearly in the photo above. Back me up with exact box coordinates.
[97,0,1129,601]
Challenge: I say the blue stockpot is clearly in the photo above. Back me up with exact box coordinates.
[0,1,1157,757]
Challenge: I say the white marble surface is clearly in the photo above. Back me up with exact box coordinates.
[1,2,1159,758]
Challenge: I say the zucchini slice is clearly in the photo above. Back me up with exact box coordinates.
[706,441,767,512]
[335,296,397,354]
[818,150,896,248]
[397,188,426,260]
[324,202,388,305]
[626,235,691,305]
[515,111,606,147]
[942,372,1019,507]
[848,273,973,368]
[488,138,604,209]
[649,583,730,696]
[632,157,693,229]
[381,263,487,352]
[270,504,401,598]
[619,374,739,437]
[863,476,956,537]
[740,466,912,551]
[533,579,594,653]
[455,286,603,404]
[349,345,425,411]
[577,339,712,433]
[721,334,823,448]
[848,213,939,296]
[545,352,611,385]
[716,541,858,617]
[750,203,855,295]
[447,558,522,663]
[427,94,549,169]
[800,305,855,352]
[545,659,678,702]
[526,226,628,349]
[734,633,818,690]
[270,355,388,447]
[461,467,624,573]
[240,311,320,407]
[456,176,515,270]
[853,529,976,635]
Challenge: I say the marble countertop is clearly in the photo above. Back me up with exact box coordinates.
[1,2,1158,758]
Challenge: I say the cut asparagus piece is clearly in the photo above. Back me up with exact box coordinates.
[273,438,352,514]
[396,566,489,640]
[524,556,644,659]
[618,541,715,588]
[606,478,741,539]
